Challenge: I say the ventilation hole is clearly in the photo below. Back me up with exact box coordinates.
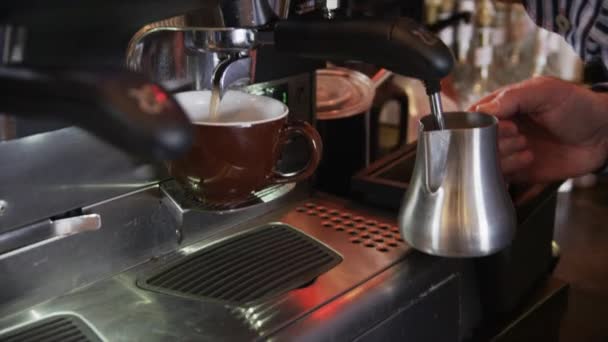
[341,213,352,219]
[364,241,376,248]
[355,224,367,231]
[316,206,327,212]
[319,213,329,219]
[296,207,306,212]
[379,224,391,230]
[366,220,378,226]
[350,238,362,244]
[139,224,342,305]
[369,228,380,234]
[383,232,394,239]
[322,221,334,228]
[306,210,317,216]
[396,237,404,242]
[347,229,358,236]
[373,236,384,243]
[353,216,365,223]
[387,241,399,247]
[360,233,371,239]
[343,220,355,227]
[334,226,345,232]
[376,245,389,252]
[331,217,343,223]
[305,203,316,208]
[390,226,399,233]
[329,210,340,216]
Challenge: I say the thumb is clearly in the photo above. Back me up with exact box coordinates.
[473,77,553,119]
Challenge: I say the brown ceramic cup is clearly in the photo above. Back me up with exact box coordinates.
[170,90,322,204]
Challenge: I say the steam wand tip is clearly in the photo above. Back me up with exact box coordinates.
[424,80,445,130]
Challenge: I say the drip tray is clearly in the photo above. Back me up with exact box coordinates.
[138,224,342,305]
[0,315,102,342]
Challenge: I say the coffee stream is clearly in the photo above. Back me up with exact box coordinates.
[209,85,221,122]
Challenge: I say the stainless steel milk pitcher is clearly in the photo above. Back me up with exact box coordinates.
[399,112,516,257]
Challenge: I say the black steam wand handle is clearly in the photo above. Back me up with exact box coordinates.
[0,66,193,161]
[273,17,453,129]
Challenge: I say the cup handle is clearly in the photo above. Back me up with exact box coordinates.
[268,120,323,184]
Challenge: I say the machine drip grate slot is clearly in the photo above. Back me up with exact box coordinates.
[0,315,102,342]
[139,224,342,305]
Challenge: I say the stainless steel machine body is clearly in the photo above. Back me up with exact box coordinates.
[0,1,564,341]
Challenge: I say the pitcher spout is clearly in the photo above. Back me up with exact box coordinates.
[420,126,451,193]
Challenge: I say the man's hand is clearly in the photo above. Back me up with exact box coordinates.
[470,76,608,183]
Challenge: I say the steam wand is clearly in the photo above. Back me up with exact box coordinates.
[272,17,454,132]
[425,80,446,130]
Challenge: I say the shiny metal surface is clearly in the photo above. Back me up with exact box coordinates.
[126,0,292,90]
[0,127,164,233]
[1,25,26,64]
[210,55,253,97]
[0,186,180,316]
[399,112,516,257]
[52,214,101,236]
[1,26,24,141]
[429,92,445,130]
[0,214,101,255]
[218,0,279,27]
[188,28,257,52]
[0,195,435,341]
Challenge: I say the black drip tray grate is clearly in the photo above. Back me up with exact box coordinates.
[138,224,342,305]
[0,315,102,342]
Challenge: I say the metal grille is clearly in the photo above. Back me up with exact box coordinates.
[139,224,342,305]
[0,315,101,342]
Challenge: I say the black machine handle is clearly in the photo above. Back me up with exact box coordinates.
[0,66,193,161]
[274,17,454,92]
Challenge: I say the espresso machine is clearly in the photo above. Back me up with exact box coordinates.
[0,1,567,341]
